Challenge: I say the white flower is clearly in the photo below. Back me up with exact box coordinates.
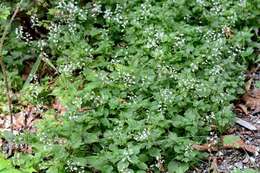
[91,3,102,16]
[134,128,150,141]
[104,9,112,20]
[30,14,39,27]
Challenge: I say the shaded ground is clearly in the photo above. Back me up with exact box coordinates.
[190,122,260,172]
[190,66,260,172]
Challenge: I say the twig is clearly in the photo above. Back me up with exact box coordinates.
[0,0,23,133]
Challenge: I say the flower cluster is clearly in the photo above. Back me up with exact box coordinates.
[104,4,128,30]
[157,64,177,79]
[206,131,218,145]
[210,1,223,15]
[48,23,61,44]
[15,26,33,44]
[72,97,82,109]
[157,103,167,115]
[57,0,87,21]
[91,2,102,17]
[140,1,152,20]
[203,30,223,43]
[209,65,224,76]
[58,63,74,75]
[111,120,125,140]
[116,5,128,27]
[98,72,110,84]
[103,8,112,20]
[144,27,165,49]
[126,92,138,103]
[30,14,39,28]
[173,33,186,49]
[65,160,85,173]
[190,63,199,72]
[205,112,216,124]
[177,76,197,90]
[22,84,43,102]
[184,144,193,157]
[196,0,204,4]
[117,72,136,87]
[37,132,52,145]
[228,45,244,58]
[58,60,83,76]
[83,91,105,108]
[36,40,47,51]
[133,128,150,141]
[160,88,173,104]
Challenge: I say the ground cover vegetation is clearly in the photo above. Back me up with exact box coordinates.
[0,0,259,172]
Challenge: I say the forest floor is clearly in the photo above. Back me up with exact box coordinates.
[190,65,260,173]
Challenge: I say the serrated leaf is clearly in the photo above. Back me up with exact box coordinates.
[117,160,129,171]
[148,148,161,157]
[167,160,189,173]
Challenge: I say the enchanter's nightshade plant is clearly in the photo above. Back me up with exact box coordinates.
[0,0,259,172]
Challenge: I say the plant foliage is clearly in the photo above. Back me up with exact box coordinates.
[0,0,259,172]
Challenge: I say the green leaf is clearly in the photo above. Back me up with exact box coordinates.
[21,167,36,173]
[85,156,112,172]
[136,171,146,173]
[101,165,114,173]
[223,135,241,148]
[0,156,11,170]
[167,160,189,173]
[255,81,260,89]
[231,168,258,173]
[46,166,59,173]
[148,148,161,157]
[0,6,10,20]
[82,133,99,144]
[0,155,22,173]
[22,53,42,90]
[70,133,83,149]
[117,160,129,172]
[241,47,254,57]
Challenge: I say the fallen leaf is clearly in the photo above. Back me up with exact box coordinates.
[243,144,257,153]
[250,88,260,98]
[240,89,260,115]
[19,145,32,154]
[239,130,253,135]
[227,127,237,134]
[223,26,234,39]
[235,117,257,131]
[22,60,34,80]
[235,104,249,116]
[156,157,165,172]
[242,156,249,163]
[53,99,66,114]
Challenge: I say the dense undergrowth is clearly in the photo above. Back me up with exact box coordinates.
[0,0,259,172]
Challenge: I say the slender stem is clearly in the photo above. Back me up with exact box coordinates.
[0,0,23,133]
